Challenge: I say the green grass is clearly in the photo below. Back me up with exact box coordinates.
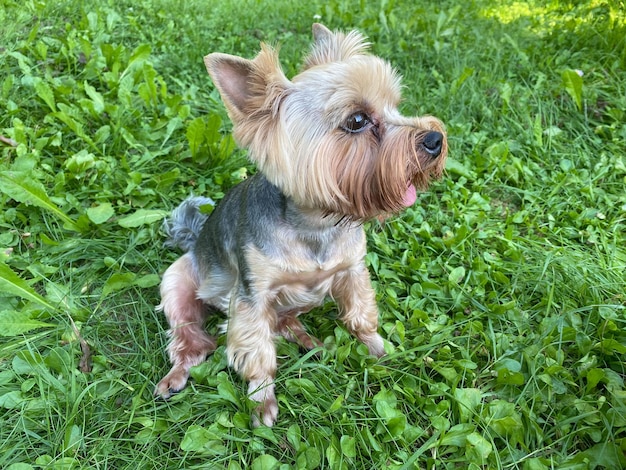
[1,0,625,468]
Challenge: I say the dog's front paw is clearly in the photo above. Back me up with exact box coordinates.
[362,333,385,358]
[248,379,278,427]
[251,396,279,428]
[154,366,190,399]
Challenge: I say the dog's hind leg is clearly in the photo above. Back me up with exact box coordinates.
[278,311,323,350]
[155,253,216,398]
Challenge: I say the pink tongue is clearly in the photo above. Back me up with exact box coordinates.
[402,184,417,207]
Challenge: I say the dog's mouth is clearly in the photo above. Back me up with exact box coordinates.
[402,183,417,207]
[402,154,446,208]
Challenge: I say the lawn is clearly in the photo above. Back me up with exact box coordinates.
[1,0,625,468]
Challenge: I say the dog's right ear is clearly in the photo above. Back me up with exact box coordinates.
[204,46,290,123]
[204,53,254,121]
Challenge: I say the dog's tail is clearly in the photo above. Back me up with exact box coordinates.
[162,196,215,252]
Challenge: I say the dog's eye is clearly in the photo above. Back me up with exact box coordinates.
[342,112,371,133]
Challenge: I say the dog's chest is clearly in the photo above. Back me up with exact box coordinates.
[246,227,366,312]
[271,258,343,311]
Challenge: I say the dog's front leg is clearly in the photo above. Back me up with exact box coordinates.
[226,296,278,427]
[332,264,385,358]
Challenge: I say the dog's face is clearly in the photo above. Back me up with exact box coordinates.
[204,24,447,220]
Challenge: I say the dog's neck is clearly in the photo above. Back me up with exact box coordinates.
[282,193,360,234]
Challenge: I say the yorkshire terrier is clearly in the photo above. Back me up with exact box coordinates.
[154,24,447,427]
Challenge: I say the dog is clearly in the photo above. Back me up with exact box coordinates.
[154,23,447,427]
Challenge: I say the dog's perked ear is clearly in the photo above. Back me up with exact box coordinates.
[204,45,291,123]
[304,23,371,69]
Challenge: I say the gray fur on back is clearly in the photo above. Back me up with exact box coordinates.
[163,196,215,252]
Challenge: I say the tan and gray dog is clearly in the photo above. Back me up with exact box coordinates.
[154,24,447,427]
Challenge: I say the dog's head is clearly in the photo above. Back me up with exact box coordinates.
[204,23,447,220]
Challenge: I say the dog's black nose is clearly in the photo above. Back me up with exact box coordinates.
[421,131,443,158]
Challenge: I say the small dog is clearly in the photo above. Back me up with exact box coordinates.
[154,24,447,426]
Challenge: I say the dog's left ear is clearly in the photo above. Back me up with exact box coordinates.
[204,45,290,123]
[304,23,370,69]
[312,23,334,43]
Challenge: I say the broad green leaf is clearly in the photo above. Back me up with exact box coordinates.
[297,447,321,469]
[586,368,605,391]
[12,351,46,375]
[485,400,524,446]
[134,274,160,288]
[205,113,222,147]
[87,203,115,225]
[448,266,466,284]
[451,67,474,93]
[387,414,407,437]
[375,399,398,420]
[35,457,77,468]
[285,378,317,396]
[0,310,53,337]
[0,391,25,409]
[446,158,475,179]
[434,365,458,382]
[0,263,56,310]
[161,116,182,148]
[561,69,583,111]
[45,347,73,375]
[328,394,343,413]
[373,388,397,408]
[102,273,136,296]
[53,103,92,144]
[106,10,121,30]
[180,425,225,455]
[84,81,105,113]
[186,117,205,157]
[122,43,151,79]
[465,431,493,461]
[253,425,278,444]
[325,443,340,469]
[64,424,82,454]
[86,11,98,30]
[439,423,474,447]
[251,455,279,470]
[571,442,626,468]
[64,149,96,174]
[340,435,356,458]
[138,65,157,105]
[117,209,167,228]
[9,51,32,76]
[6,463,34,470]
[522,458,549,470]
[217,373,240,405]
[598,338,626,354]
[0,171,78,230]
[454,388,483,423]
[286,424,302,450]
[34,78,56,111]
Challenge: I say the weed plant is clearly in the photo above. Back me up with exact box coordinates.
[1,0,625,468]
